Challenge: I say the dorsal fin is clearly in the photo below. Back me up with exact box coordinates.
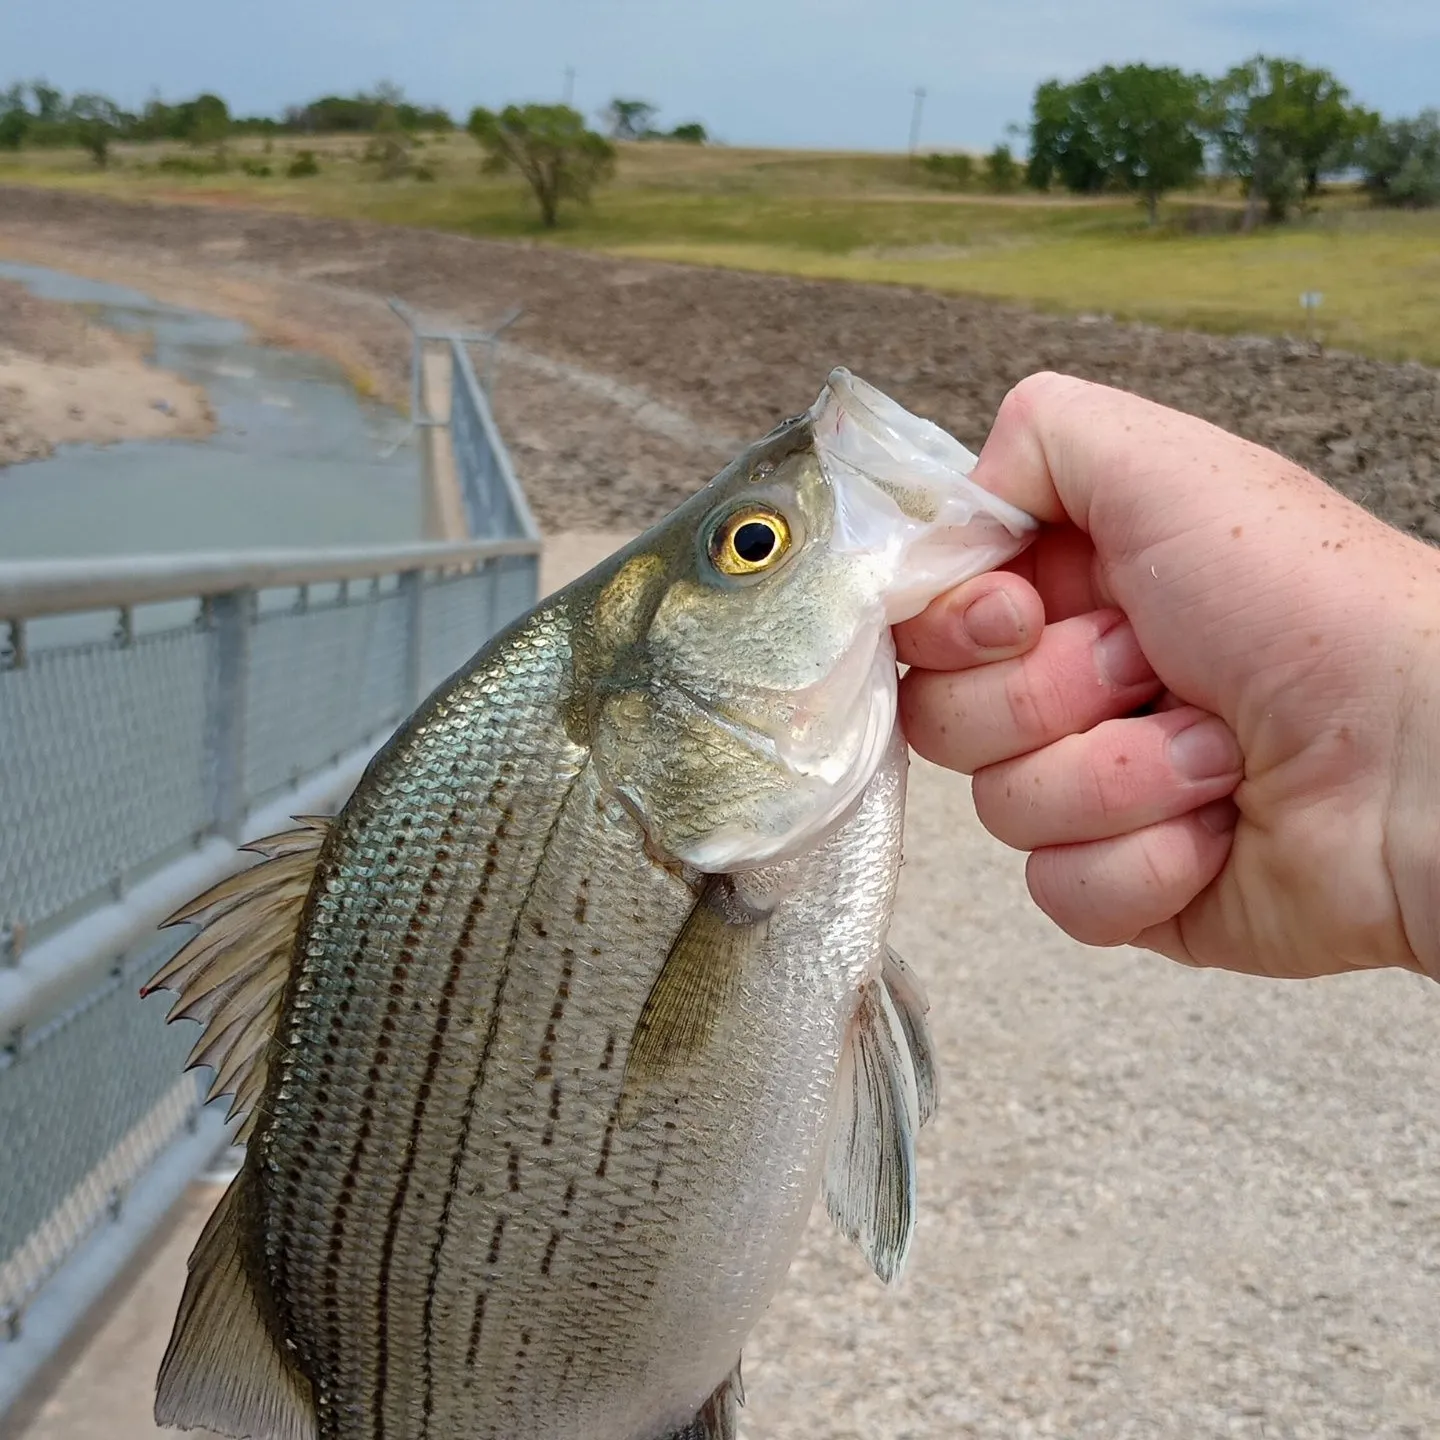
[155,1170,316,1440]
[824,974,922,1285]
[143,817,329,1138]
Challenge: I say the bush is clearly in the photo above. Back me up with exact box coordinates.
[413,163,437,182]
[984,143,1021,192]
[1363,110,1440,208]
[920,152,976,189]
[240,158,272,177]
[287,149,320,177]
[157,152,225,175]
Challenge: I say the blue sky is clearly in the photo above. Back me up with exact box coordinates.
[4,0,1437,149]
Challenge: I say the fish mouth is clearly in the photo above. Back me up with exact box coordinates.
[809,368,1039,623]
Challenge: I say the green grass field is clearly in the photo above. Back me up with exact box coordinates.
[5,133,1439,365]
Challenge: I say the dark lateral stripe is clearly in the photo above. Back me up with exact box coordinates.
[371,829,490,1440]
[417,770,585,1438]
[463,1292,486,1372]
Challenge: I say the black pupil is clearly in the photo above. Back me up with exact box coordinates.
[733,521,777,564]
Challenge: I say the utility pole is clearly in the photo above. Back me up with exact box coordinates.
[908,86,926,159]
[563,67,575,107]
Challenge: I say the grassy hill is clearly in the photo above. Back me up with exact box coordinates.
[4,133,1438,365]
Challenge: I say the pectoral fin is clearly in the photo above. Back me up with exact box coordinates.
[154,1172,315,1440]
[618,877,769,1129]
[661,1361,743,1440]
[824,974,921,1285]
[882,945,938,1127]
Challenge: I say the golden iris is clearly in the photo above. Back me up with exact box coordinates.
[708,506,792,577]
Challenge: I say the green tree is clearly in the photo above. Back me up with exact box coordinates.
[1027,63,1205,222]
[668,121,708,144]
[604,98,657,140]
[1027,78,1109,194]
[29,80,63,123]
[0,84,29,150]
[1206,56,1368,227]
[68,92,124,167]
[984,143,1020,193]
[186,92,230,146]
[468,103,615,228]
[1362,109,1440,208]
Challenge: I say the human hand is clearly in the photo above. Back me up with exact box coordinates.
[896,373,1440,981]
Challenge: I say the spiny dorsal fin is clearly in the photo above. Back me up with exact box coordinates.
[143,817,329,1131]
[661,1361,743,1440]
[155,1170,316,1440]
[882,945,939,1127]
[618,877,769,1130]
[824,974,921,1286]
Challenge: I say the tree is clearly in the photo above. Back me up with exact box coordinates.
[1027,78,1110,194]
[1027,64,1205,222]
[68,92,124,167]
[1205,56,1368,228]
[0,84,28,151]
[1362,110,1440,208]
[604,98,657,140]
[186,92,230,146]
[984,143,1020,193]
[468,104,615,228]
[668,121,708,144]
[29,80,63,123]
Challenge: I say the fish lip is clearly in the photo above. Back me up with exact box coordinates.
[808,367,1041,623]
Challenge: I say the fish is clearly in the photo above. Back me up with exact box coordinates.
[142,368,1038,1440]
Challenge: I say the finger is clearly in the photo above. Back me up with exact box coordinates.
[1025,524,1116,622]
[894,570,1044,670]
[899,610,1162,775]
[1024,802,1238,948]
[972,708,1243,851]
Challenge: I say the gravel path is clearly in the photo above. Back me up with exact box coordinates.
[2,189,1438,1438]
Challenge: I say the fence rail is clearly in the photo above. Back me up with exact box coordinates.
[0,315,541,1419]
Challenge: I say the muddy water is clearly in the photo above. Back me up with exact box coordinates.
[0,262,423,559]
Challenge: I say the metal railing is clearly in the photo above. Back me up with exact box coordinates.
[0,325,542,1418]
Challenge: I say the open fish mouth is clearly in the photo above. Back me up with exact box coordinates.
[811,366,1040,622]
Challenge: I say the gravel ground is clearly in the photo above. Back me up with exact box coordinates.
[3,189,1439,1438]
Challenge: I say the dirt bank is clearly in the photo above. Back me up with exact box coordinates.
[0,277,212,467]
[0,186,1435,541]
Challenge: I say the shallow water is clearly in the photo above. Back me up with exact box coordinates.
[0,261,422,560]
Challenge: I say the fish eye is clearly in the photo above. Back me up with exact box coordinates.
[708,506,793,578]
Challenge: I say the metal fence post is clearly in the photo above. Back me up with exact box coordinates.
[400,569,424,707]
[208,589,253,842]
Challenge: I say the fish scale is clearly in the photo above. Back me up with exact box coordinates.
[146,370,1038,1440]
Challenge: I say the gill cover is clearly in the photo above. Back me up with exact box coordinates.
[590,371,1038,873]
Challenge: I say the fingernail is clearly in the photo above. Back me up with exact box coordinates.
[962,591,1025,652]
[1170,718,1243,781]
[1197,798,1240,835]
[1095,622,1154,688]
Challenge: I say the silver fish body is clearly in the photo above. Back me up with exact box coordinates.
[146,371,1037,1440]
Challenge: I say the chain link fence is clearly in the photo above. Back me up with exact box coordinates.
[0,321,541,1416]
